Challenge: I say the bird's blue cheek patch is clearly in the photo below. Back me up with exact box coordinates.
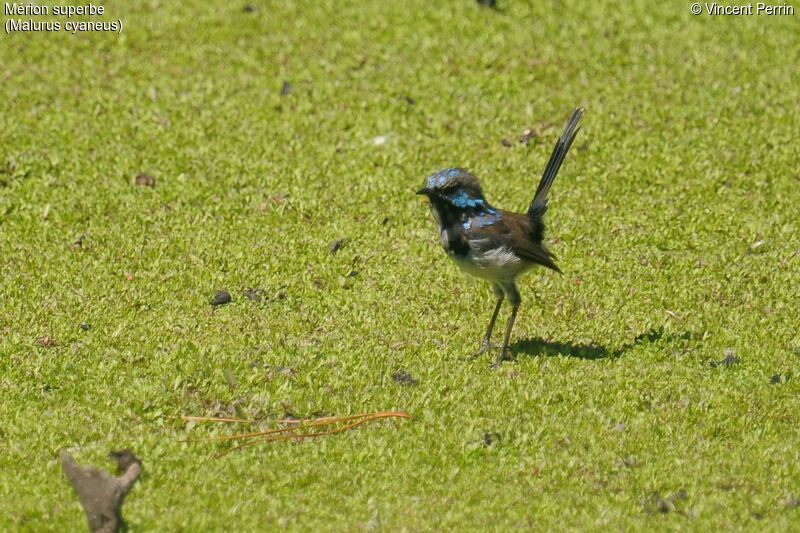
[447,191,484,209]
[463,219,472,230]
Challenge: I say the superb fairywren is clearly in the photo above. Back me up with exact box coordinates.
[417,108,583,366]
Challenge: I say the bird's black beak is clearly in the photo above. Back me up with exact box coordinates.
[416,188,436,203]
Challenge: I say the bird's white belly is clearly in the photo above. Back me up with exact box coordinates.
[452,245,527,282]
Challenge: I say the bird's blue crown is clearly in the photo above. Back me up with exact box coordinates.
[426,167,464,190]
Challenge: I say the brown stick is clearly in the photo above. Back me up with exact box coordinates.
[218,412,411,456]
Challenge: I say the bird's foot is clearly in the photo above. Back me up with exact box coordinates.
[489,351,514,369]
[466,340,497,361]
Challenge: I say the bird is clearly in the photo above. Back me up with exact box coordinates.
[417,108,583,366]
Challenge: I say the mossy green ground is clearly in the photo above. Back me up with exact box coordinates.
[1,1,799,530]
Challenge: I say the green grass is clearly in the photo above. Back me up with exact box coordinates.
[1,0,799,530]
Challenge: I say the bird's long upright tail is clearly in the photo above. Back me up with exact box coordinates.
[527,108,583,220]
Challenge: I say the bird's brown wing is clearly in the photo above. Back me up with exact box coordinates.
[496,211,561,273]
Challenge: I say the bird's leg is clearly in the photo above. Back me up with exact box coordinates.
[492,282,521,367]
[493,305,518,367]
[468,284,503,359]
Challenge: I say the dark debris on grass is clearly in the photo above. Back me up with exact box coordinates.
[210,290,232,307]
[711,349,739,368]
[329,238,347,255]
[482,431,500,447]
[391,370,418,386]
[213,287,286,307]
[769,373,790,385]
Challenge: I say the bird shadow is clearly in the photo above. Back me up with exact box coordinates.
[510,328,672,360]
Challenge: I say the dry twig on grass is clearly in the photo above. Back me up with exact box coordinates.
[183,411,411,456]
